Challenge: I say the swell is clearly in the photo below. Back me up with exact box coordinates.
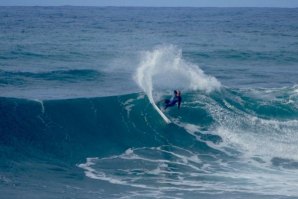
[190,50,298,63]
[0,69,103,85]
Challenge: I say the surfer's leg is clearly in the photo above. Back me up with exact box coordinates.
[164,99,170,109]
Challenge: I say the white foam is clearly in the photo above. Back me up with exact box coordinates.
[216,116,298,162]
[77,157,147,188]
[134,45,220,93]
[122,99,135,116]
[194,88,298,162]
[77,144,298,196]
[182,123,201,134]
[33,99,45,114]
[124,148,134,156]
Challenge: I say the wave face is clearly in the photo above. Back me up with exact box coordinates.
[1,85,298,198]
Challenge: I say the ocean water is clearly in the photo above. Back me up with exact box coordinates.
[0,6,298,199]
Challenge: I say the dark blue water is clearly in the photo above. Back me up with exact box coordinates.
[0,7,298,199]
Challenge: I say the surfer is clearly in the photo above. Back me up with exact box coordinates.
[164,90,182,110]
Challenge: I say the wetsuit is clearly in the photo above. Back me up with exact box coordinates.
[165,95,182,109]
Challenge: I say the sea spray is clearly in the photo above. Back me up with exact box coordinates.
[134,45,221,95]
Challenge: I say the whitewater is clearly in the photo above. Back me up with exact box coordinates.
[1,6,298,199]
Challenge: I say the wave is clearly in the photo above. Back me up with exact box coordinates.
[1,86,298,196]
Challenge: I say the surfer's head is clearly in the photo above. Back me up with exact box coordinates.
[174,90,181,96]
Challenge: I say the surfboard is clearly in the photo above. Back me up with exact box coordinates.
[151,101,171,124]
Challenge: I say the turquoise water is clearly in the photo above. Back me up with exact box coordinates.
[0,7,298,199]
